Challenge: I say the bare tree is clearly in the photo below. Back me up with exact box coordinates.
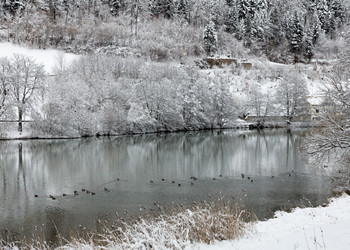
[7,55,46,132]
[308,69,350,157]
[306,37,350,190]
[0,58,10,117]
[275,70,308,119]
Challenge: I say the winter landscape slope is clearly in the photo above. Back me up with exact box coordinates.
[0,42,79,74]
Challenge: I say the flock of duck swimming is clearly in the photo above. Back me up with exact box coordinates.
[34,172,292,200]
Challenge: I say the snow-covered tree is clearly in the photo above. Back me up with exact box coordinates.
[203,21,217,56]
[175,0,189,22]
[6,55,46,132]
[210,76,236,127]
[236,0,250,20]
[0,58,11,118]
[317,0,331,33]
[150,0,174,19]
[307,36,350,189]
[289,11,304,55]
[2,0,25,15]
[267,6,283,49]
[247,82,271,117]
[311,9,322,44]
[225,5,238,33]
[303,28,314,62]
[109,0,122,16]
[251,11,266,43]
[275,69,309,119]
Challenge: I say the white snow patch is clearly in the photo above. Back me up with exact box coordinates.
[306,95,325,106]
[0,42,79,74]
[190,194,350,250]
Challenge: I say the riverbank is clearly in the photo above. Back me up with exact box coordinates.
[191,194,350,250]
[0,120,316,140]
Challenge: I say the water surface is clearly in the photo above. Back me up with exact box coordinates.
[0,129,331,243]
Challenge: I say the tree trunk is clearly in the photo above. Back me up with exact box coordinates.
[18,107,23,132]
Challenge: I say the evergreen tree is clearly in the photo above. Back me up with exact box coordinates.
[328,12,337,39]
[282,13,292,40]
[226,0,235,7]
[268,6,283,45]
[175,0,189,22]
[311,9,322,44]
[317,0,331,33]
[303,29,314,62]
[225,5,238,33]
[251,11,266,42]
[203,21,217,56]
[109,0,121,16]
[2,0,25,15]
[236,18,246,40]
[329,0,346,29]
[289,11,304,54]
[150,0,174,19]
[236,0,250,20]
[307,0,317,13]
[255,0,267,13]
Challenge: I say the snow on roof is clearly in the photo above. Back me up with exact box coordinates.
[0,42,79,74]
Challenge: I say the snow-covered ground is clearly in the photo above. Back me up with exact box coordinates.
[190,194,350,250]
[0,42,79,74]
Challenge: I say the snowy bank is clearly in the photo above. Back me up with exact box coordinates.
[191,194,350,250]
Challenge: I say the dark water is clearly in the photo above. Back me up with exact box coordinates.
[0,129,332,244]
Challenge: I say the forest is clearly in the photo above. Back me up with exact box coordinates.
[0,0,349,137]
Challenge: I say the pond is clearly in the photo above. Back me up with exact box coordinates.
[0,129,332,244]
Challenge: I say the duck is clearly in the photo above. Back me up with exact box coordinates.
[241,173,245,178]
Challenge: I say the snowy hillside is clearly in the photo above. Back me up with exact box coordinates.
[0,42,78,74]
[0,41,333,139]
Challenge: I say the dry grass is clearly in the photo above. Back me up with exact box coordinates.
[1,196,256,249]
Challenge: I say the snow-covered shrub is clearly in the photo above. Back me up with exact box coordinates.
[65,197,256,249]
[0,197,256,249]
